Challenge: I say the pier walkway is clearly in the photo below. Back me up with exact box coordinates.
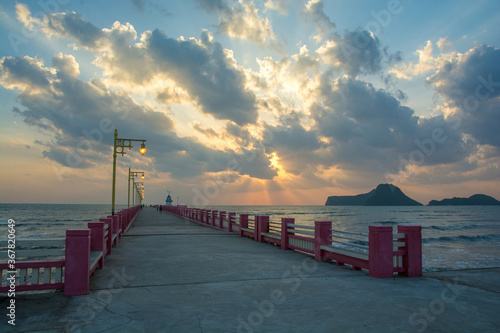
[3,207,500,332]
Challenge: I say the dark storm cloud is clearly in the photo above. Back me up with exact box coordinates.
[263,123,321,152]
[18,6,258,125]
[147,29,258,125]
[46,12,104,49]
[319,29,383,76]
[312,76,473,171]
[427,45,500,148]
[1,54,275,180]
[0,56,51,88]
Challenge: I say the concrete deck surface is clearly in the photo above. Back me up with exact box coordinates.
[2,207,499,332]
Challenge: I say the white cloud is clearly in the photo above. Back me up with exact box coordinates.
[316,29,383,76]
[389,40,455,80]
[437,36,453,51]
[198,0,279,47]
[301,0,336,42]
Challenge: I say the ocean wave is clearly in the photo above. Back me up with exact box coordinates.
[376,220,416,225]
[18,233,52,239]
[423,225,480,231]
[423,234,500,243]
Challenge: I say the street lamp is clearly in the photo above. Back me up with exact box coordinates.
[133,182,144,206]
[128,169,145,208]
[112,129,146,215]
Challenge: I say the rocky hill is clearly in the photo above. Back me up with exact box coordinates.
[428,194,500,206]
[325,184,422,206]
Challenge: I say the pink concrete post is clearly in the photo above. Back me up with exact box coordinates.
[314,221,332,261]
[122,209,128,232]
[228,212,235,232]
[211,210,218,226]
[239,214,248,237]
[257,216,269,242]
[369,226,394,278]
[107,215,120,245]
[88,223,105,251]
[115,213,123,238]
[64,229,91,296]
[117,212,124,233]
[219,211,226,229]
[397,225,422,277]
[281,218,294,250]
[88,222,105,268]
[119,211,127,232]
[99,218,113,255]
[201,209,206,223]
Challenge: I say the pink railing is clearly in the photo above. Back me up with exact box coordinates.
[163,205,422,278]
[0,205,141,296]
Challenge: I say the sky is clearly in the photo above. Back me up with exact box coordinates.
[0,0,499,206]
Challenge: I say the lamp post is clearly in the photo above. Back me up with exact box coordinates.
[112,129,146,215]
[132,182,144,206]
[128,169,145,208]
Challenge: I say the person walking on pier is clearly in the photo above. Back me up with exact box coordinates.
[159,205,162,213]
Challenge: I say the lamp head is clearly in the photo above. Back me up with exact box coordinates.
[140,142,146,155]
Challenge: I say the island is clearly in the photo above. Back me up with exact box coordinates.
[325,184,423,206]
[428,194,500,206]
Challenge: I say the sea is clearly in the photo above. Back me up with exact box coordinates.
[1,204,499,272]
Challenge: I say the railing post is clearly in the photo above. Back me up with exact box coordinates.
[369,226,394,278]
[281,218,294,250]
[211,210,217,226]
[219,211,226,229]
[314,221,332,261]
[107,215,120,245]
[239,214,248,237]
[88,222,105,268]
[99,218,113,255]
[257,216,269,242]
[228,212,235,232]
[397,225,422,277]
[64,229,91,296]
[254,216,260,240]
[115,213,123,237]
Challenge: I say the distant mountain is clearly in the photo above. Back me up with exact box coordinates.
[325,184,423,206]
[324,189,376,206]
[428,194,500,206]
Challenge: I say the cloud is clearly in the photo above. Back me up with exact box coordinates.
[301,0,336,41]
[131,0,145,13]
[317,29,383,76]
[427,45,500,148]
[436,36,453,51]
[264,0,293,14]
[389,40,453,80]
[262,119,322,176]
[52,53,80,77]
[0,54,276,180]
[146,29,258,125]
[311,76,473,173]
[16,3,104,49]
[18,5,259,125]
[197,0,278,47]
[236,148,278,179]
[0,56,52,91]
[193,122,219,138]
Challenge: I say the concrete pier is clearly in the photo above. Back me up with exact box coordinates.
[2,207,499,332]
